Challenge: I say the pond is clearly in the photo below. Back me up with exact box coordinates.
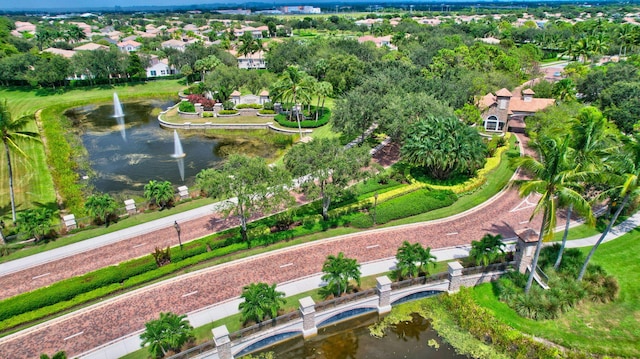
[65,98,290,196]
[246,312,468,359]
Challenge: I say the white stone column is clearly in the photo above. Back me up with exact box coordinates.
[62,214,77,231]
[213,325,233,359]
[124,199,136,215]
[448,261,464,292]
[177,186,189,200]
[376,276,392,314]
[299,296,317,338]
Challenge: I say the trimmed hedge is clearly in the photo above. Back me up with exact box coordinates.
[179,101,196,113]
[274,108,330,129]
[236,104,262,109]
[350,189,457,228]
[219,110,238,115]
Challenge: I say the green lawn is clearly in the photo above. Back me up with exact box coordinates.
[472,228,640,358]
[0,80,185,219]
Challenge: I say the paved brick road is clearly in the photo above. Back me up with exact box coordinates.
[0,134,547,358]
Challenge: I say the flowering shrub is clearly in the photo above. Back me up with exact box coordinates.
[186,94,216,110]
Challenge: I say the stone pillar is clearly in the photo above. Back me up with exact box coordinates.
[448,261,464,292]
[62,214,77,231]
[124,199,136,215]
[515,228,539,274]
[195,103,203,116]
[299,296,317,338]
[177,186,189,200]
[376,276,392,314]
[213,325,233,359]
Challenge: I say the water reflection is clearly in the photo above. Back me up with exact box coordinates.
[67,99,290,196]
[249,312,467,359]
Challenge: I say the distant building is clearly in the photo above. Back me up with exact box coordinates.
[229,50,266,69]
[74,42,109,51]
[357,35,396,50]
[280,6,321,14]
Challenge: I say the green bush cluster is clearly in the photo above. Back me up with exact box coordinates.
[440,288,564,358]
[219,110,238,115]
[222,100,235,110]
[274,108,331,128]
[202,112,214,118]
[494,246,619,321]
[258,109,275,115]
[40,105,87,215]
[236,104,262,109]
[350,189,457,228]
[178,101,196,113]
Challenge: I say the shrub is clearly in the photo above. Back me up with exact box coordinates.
[258,109,275,115]
[186,94,216,110]
[203,112,214,118]
[222,100,235,110]
[179,101,196,113]
[263,101,274,111]
[236,103,262,109]
[349,189,457,228]
[219,110,238,115]
[274,108,331,128]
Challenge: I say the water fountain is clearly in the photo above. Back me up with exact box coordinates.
[112,93,127,141]
[170,129,186,181]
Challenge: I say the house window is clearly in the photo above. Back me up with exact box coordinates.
[150,70,157,76]
[161,70,166,75]
[484,116,500,131]
[499,99,507,110]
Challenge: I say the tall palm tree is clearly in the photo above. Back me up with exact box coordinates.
[514,136,592,294]
[395,241,423,279]
[555,107,616,269]
[143,180,174,209]
[578,133,640,281]
[321,252,361,296]
[270,66,313,139]
[0,100,41,222]
[140,312,194,359]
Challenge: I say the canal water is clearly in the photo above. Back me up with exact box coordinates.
[247,312,468,359]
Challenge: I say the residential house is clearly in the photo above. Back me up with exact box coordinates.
[74,42,109,51]
[357,35,397,50]
[43,48,76,58]
[162,39,188,52]
[478,88,555,133]
[146,55,177,78]
[117,39,141,52]
[230,50,267,69]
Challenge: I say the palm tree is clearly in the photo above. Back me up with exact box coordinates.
[314,81,333,121]
[395,241,423,279]
[417,245,437,276]
[555,107,616,269]
[468,233,506,267]
[514,136,592,294]
[40,351,66,359]
[144,180,174,209]
[85,193,118,225]
[270,66,313,139]
[140,312,194,359]
[0,99,41,222]
[577,133,640,281]
[239,282,286,324]
[321,252,361,297]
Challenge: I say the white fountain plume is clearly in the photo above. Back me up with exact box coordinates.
[171,130,186,181]
[113,93,127,141]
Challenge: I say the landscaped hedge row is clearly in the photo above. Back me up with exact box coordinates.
[349,189,457,228]
[274,108,331,128]
[236,104,262,109]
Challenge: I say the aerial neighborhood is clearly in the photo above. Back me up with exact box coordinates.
[0,2,639,359]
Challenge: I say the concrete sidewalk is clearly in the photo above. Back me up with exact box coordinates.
[0,200,236,277]
[78,212,640,359]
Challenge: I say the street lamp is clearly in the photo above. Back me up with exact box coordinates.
[174,220,182,249]
[373,191,379,226]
